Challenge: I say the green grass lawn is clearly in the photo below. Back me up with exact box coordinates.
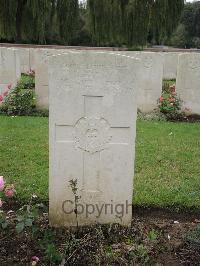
[0,115,199,211]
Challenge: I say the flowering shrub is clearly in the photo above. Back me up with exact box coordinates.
[0,70,36,116]
[158,83,183,120]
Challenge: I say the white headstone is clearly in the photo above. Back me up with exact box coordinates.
[18,48,30,73]
[163,52,179,80]
[176,53,200,115]
[35,49,78,109]
[0,48,21,94]
[49,52,140,227]
[137,52,163,113]
[35,49,66,109]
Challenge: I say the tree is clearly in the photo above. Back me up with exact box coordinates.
[150,0,184,44]
[0,0,79,44]
[57,0,79,44]
[170,1,200,48]
[126,0,152,47]
[0,0,17,40]
[88,0,184,47]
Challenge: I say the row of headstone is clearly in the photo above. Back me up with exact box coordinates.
[34,49,164,113]
[34,50,199,115]
[0,47,199,115]
[0,47,199,227]
[48,51,200,227]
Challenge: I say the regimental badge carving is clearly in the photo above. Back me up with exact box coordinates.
[188,57,200,69]
[143,55,153,68]
[74,117,112,153]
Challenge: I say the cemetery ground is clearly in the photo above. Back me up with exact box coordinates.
[0,115,200,265]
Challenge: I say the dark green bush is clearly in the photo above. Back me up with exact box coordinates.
[19,73,35,90]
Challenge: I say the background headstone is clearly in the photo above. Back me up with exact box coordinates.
[49,52,140,227]
[163,52,179,80]
[176,53,200,115]
[34,49,55,109]
[34,49,78,109]
[130,52,163,113]
[18,48,31,73]
[0,47,21,94]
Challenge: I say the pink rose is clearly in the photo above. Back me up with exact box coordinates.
[32,256,39,262]
[4,185,15,198]
[0,95,3,102]
[0,198,3,208]
[0,176,5,191]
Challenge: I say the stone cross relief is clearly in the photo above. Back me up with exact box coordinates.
[55,95,130,196]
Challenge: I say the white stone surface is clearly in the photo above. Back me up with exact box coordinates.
[35,49,78,109]
[163,52,179,80]
[0,47,21,93]
[34,49,66,109]
[49,52,140,227]
[29,48,36,70]
[137,52,163,112]
[18,48,31,73]
[176,53,200,115]
[119,52,163,112]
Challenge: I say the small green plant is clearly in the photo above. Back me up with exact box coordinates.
[128,244,151,264]
[39,229,62,264]
[15,204,38,234]
[0,211,9,230]
[147,229,159,241]
[186,225,200,247]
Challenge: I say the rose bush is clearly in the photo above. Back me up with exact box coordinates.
[158,84,183,121]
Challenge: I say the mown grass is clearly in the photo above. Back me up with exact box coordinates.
[0,115,199,211]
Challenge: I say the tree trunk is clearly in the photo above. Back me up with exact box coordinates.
[16,0,26,43]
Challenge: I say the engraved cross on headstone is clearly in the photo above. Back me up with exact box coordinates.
[55,95,130,198]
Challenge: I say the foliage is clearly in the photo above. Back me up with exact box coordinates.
[0,0,79,44]
[171,1,200,48]
[0,72,49,117]
[186,226,200,247]
[149,0,184,44]
[39,230,62,264]
[170,24,189,48]
[15,203,38,233]
[0,0,184,46]
[158,82,183,121]
[1,84,35,116]
[88,0,184,46]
